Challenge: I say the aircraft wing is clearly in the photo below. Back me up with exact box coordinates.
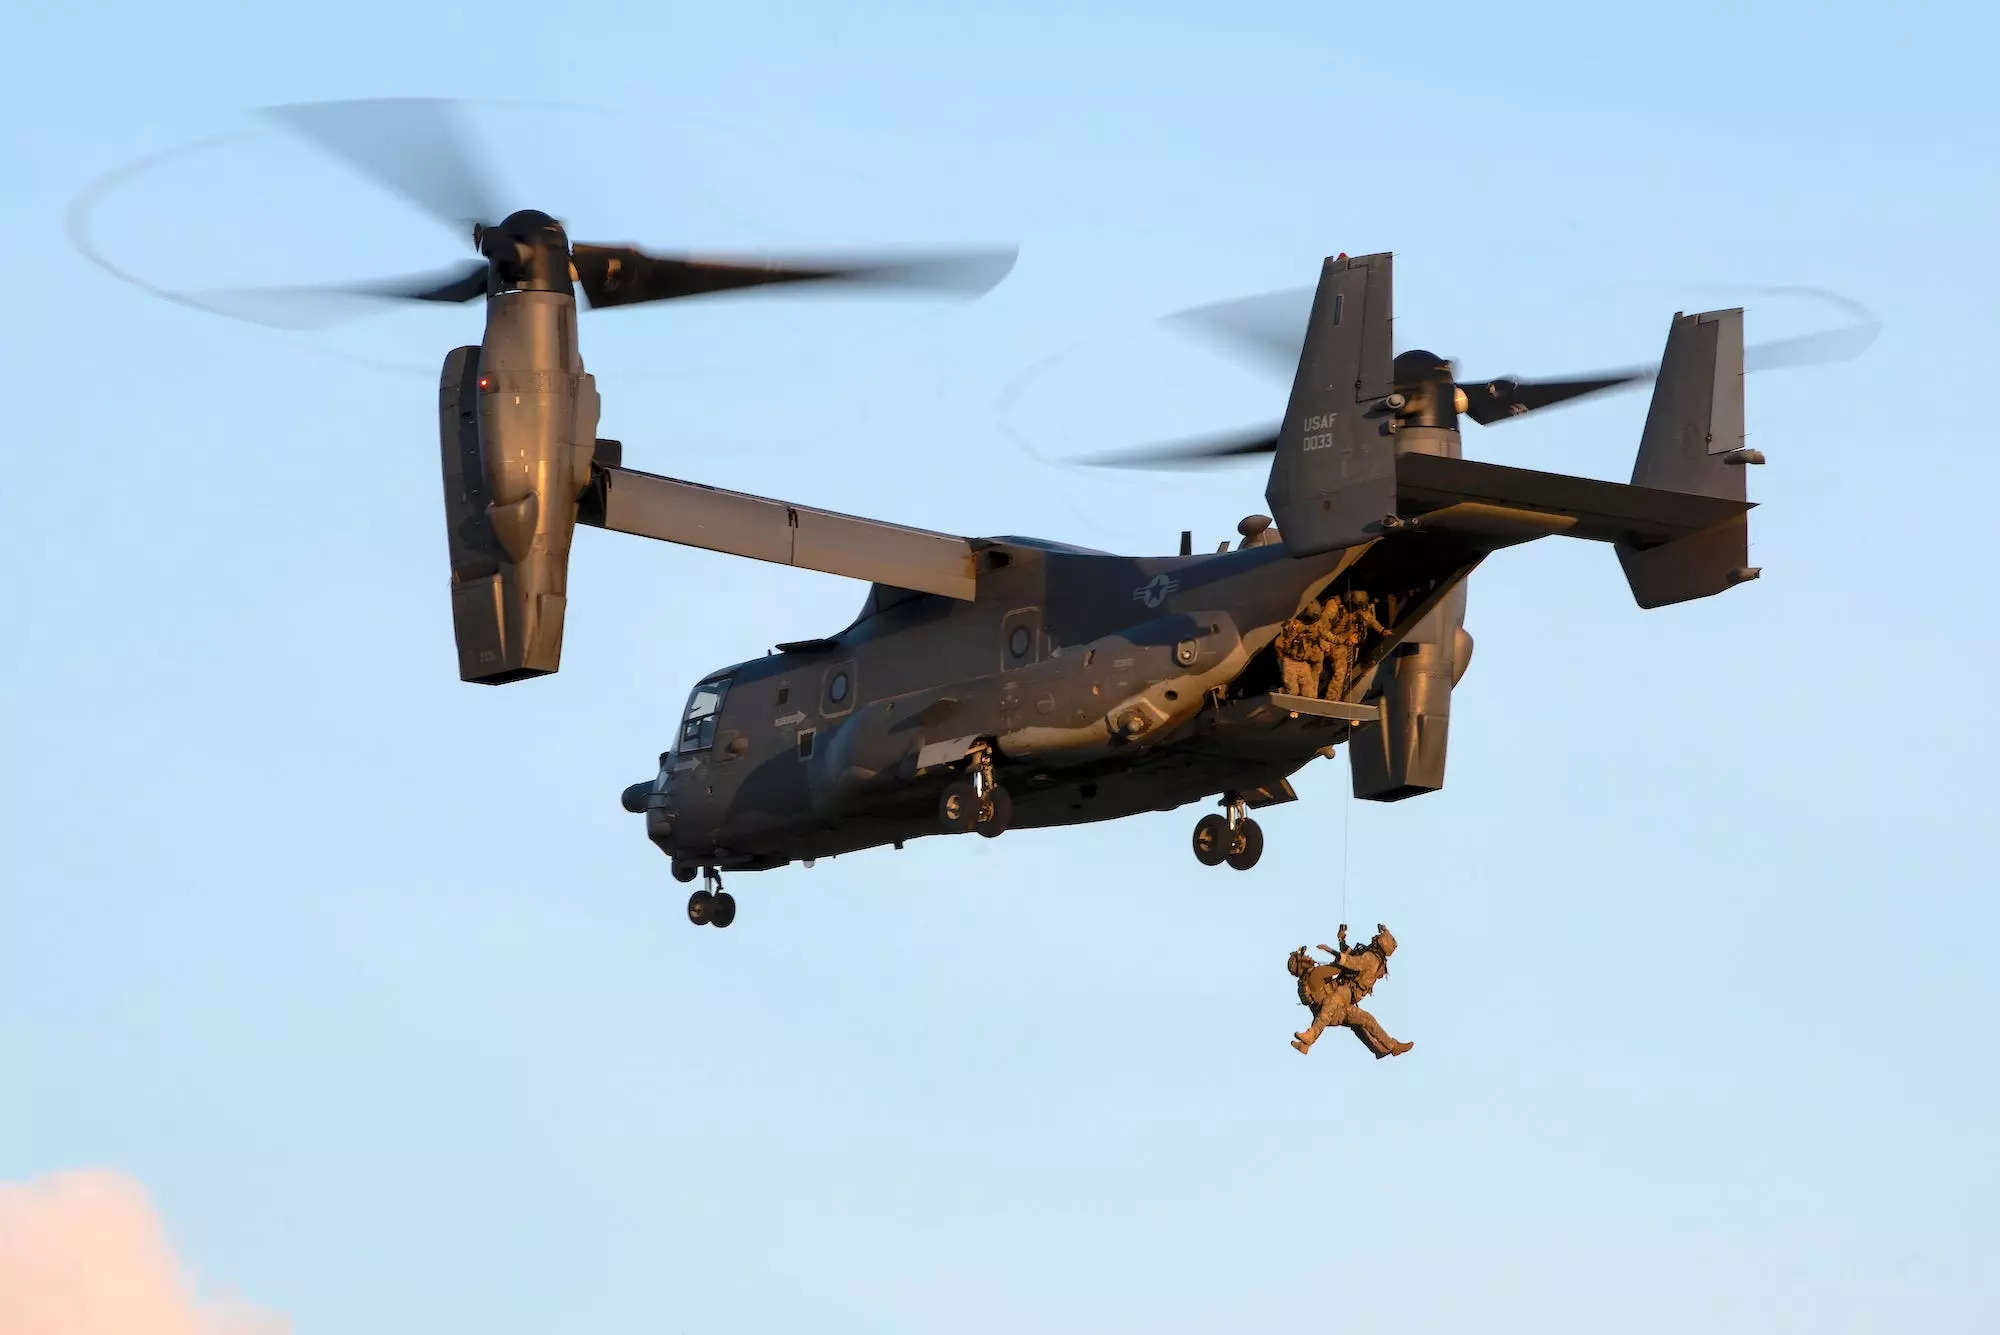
[580,464,978,600]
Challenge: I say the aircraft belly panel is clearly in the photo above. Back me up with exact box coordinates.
[1001,754,1317,831]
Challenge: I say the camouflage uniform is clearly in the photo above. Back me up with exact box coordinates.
[1289,925,1412,1058]
[1274,602,1330,699]
[1322,591,1391,700]
[1287,947,1344,1014]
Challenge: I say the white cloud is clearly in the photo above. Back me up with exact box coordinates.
[0,1171,287,1335]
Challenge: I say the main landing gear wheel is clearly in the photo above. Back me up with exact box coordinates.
[945,744,1010,838]
[708,892,737,928]
[687,890,713,925]
[1192,814,1231,866]
[1226,818,1264,871]
[976,785,1012,838]
[939,780,980,833]
[1192,796,1264,871]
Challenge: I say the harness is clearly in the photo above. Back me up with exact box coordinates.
[1278,621,1324,663]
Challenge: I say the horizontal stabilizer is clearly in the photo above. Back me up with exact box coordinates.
[581,466,978,600]
[1396,453,1753,549]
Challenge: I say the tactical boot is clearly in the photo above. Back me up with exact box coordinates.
[1291,1034,1314,1054]
[1375,1040,1414,1059]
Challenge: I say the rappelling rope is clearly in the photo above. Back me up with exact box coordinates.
[1339,766,1352,925]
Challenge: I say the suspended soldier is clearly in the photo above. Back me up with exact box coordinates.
[1288,923,1413,1058]
[1274,601,1331,699]
[1323,590,1392,700]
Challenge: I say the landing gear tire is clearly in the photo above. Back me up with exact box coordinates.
[1226,818,1264,871]
[708,891,737,928]
[976,786,1012,838]
[1192,814,1232,866]
[687,890,713,925]
[939,780,980,833]
[671,863,698,884]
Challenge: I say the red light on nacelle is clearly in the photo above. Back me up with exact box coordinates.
[477,376,490,390]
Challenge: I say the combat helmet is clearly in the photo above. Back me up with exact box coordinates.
[1373,924,1398,956]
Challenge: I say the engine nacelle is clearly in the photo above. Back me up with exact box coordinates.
[1350,592,1469,802]
[436,289,601,684]
[1351,641,1451,801]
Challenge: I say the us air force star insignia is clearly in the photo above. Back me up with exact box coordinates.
[1132,573,1180,609]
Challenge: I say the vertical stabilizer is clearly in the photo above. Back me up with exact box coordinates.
[1264,253,1397,557]
[1617,308,1761,608]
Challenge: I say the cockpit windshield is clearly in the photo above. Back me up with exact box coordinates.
[679,676,730,752]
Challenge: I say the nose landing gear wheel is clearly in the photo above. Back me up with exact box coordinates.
[1192,814,1231,866]
[1225,818,1264,871]
[976,786,1012,837]
[690,868,734,927]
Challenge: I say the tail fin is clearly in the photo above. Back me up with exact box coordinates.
[1616,308,1762,608]
[1264,252,1397,556]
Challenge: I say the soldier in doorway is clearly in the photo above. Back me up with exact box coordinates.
[1322,590,1392,700]
[1274,601,1332,699]
[1288,923,1413,1058]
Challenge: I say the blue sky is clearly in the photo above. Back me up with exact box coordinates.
[3,2,1997,1331]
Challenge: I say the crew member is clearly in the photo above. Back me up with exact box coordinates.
[1323,590,1391,699]
[1274,601,1332,699]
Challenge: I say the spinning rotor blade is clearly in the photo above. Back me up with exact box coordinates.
[571,244,1018,309]
[1742,304,1880,371]
[1089,368,1652,472]
[1075,427,1281,470]
[1169,288,1312,369]
[1163,281,1880,436]
[1173,287,1652,424]
[326,260,492,304]
[179,261,492,330]
[1456,306,1878,422]
[1456,369,1651,425]
[260,98,506,230]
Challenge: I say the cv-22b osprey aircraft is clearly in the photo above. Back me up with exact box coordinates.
[436,235,1762,929]
[113,103,1768,930]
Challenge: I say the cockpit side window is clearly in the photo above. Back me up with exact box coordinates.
[679,676,730,752]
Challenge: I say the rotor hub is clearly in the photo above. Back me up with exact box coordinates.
[1390,349,1460,429]
[474,208,575,298]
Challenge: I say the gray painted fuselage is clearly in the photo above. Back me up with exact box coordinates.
[641,537,1380,872]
